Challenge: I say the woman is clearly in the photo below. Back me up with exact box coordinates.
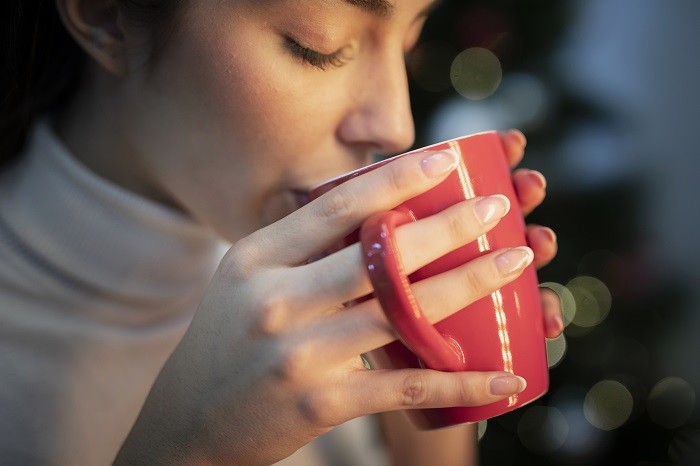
[0,0,561,464]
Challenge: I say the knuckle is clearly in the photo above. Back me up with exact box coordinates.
[444,208,469,246]
[274,342,314,385]
[462,265,487,294]
[254,296,287,335]
[221,239,260,279]
[458,378,480,405]
[318,188,357,228]
[398,373,431,408]
[386,162,419,193]
[297,391,337,428]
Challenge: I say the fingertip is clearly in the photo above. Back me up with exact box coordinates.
[527,226,558,268]
[532,226,557,249]
[421,150,460,178]
[526,169,547,190]
[499,129,526,146]
[513,170,546,215]
[489,374,527,396]
[540,287,564,337]
[545,314,564,338]
[507,129,527,148]
[513,169,547,193]
[499,129,527,167]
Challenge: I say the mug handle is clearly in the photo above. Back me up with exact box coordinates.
[361,210,468,372]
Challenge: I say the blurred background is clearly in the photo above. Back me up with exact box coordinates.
[407,0,700,464]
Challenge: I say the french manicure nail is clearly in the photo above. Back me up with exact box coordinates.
[421,150,459,178]
[475,195,510,224]
[490,375,527,395]
[495,247,534,275]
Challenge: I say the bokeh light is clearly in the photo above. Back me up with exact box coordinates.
[546,333,567,369]
[517,406,569,454]
[647,376,696,429]
[584,380,634,430]
[478,420,488,441]
[563,322,596,338]
[540,282,576,327]
[567,276,612,328]
[549,387,609,459]
[613,374,648,424]
[450,47,502,100]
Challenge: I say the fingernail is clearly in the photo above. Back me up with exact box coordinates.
[547,314,564,334]
[527,170,547,190]
[490,375,527,395]
[421,150,459,178]
[475,195,510,224]
[495,247,534,275]
[507,129,527,148]
[539,226,557,244]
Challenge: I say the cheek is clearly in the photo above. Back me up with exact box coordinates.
[186,30,339,164]
[132,5,358,205]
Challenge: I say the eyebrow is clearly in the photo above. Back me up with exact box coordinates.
[342,0,441,19]
[342,0,394,17]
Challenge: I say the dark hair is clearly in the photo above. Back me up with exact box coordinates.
[0,0,184,167]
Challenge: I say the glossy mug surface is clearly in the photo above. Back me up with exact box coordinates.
[309,132,548,429]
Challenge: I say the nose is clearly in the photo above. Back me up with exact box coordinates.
[337,51,416,156]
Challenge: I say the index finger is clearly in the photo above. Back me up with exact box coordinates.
[248,149,460,267]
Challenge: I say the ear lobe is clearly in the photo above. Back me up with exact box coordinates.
[56,0,128,76]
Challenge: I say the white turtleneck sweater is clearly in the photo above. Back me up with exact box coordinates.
[0,121,385,466]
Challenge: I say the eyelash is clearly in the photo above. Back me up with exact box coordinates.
[285,37,349,70]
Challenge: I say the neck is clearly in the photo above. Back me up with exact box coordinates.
[53,64,177,210]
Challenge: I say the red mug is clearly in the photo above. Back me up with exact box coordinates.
[308,132,548,429]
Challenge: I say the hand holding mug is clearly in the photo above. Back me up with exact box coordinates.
[310,130,558,427]
[115,130,561,464]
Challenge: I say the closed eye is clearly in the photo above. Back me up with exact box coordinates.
[285,37,351,70]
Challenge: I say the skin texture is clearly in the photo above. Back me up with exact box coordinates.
[53,0,562,464]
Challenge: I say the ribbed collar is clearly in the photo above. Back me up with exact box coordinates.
[0,120,229,301]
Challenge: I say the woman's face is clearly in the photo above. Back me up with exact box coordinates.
[119,0,435,241]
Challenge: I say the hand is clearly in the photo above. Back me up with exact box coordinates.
[500,129,563,339]
[115,140,557,466]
